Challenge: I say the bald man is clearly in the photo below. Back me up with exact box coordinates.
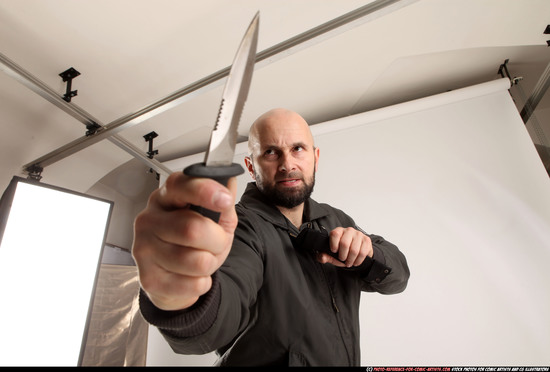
[133,108,410,366]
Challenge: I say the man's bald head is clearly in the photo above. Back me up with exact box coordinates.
[247,108,314,157]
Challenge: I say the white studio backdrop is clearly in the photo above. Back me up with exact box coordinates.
[149,78,550,366]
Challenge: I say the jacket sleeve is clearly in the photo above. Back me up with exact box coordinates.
[138,273,221,340]
[359,233,410,294]
[320,204,410,295]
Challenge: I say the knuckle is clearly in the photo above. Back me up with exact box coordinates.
[363,234,372,244]
[131,238,154,264]
[163,172,180,192]
[330,227,343,238]
[139,272,160,294]
[194,252,217,275]
[186,275,212,297]
[180,216,204,242]
[134,209,160,234]
[134,210,150,228]
[147,186,162,204]
[197,275,213,295]
[131,244,146,262]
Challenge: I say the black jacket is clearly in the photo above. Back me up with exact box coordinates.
[140,182,410,366]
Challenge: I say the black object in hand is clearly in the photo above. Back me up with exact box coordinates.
[183,163,244,223]
[293,227,344,263]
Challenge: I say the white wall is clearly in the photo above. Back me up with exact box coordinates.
[311,78,550,365]
[151,78,550,366]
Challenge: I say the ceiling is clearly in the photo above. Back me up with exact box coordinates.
[1,0,549,198]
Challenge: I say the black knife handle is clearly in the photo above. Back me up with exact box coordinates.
[293,227,345,263]
[183,162,244,222]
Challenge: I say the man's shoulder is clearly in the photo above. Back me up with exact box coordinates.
[308,198,355,226]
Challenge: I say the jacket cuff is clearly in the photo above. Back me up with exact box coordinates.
[353,244,392,283]
[139,272,221,338]
[371,244,386,265]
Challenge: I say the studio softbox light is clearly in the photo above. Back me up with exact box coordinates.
[0,176,113,366]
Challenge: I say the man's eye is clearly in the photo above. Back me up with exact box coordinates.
[294,146,304,152]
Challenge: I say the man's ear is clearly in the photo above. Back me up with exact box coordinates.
[244,156,256,180]
[314,147,320,172]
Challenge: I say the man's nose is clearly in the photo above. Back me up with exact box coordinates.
[278,152,295,173]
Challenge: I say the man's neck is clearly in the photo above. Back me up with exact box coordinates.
[276,204,304,228]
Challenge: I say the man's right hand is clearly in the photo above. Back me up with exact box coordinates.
[131,172,238,311]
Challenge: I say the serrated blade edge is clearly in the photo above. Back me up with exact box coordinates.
[205,12,259,166]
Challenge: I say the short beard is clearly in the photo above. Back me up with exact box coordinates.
[257,172,315,209]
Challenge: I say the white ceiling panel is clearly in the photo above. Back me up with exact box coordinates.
[1,0,549,194]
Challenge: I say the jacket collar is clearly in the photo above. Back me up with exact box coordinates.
[238,182,330,229]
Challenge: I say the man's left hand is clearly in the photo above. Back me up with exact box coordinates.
[317,227,373,268]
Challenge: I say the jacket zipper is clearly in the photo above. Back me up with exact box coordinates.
[318,225,339,313]
[329,277,340,313]
[319,225,356,364]
[300,222,352,363]
[319,243,356,366]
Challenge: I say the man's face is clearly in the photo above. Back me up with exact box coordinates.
[245,111,320,209]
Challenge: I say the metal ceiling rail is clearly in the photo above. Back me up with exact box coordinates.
[520,61,550,124]
[0,52,172,177]
[11,0,419,173]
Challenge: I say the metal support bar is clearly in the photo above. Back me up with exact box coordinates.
[6,0,418,172]
[520,61,550,124]
[0,52,172,177]
[509,63,550,174]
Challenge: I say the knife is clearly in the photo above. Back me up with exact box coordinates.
[183,12,259,222]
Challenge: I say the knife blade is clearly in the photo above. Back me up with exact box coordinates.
[183,12,259,222]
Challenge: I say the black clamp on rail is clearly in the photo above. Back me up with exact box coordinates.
[498,59,522,86]
[26,164,43,181]
[143,131,159,159]
[86,122,102,136]
[59,67,80,102]
[143,131,160,180]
